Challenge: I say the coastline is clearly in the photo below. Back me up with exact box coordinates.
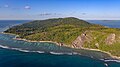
[15,37,120,60]
[2,32,120,60]
[1,32,17,35]
[81,47,120,60]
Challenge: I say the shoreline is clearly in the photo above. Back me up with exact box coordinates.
[2,32,120,60]
[81,47,120,60]
[15,37,120,60]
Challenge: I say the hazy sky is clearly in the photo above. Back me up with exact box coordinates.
[0,0,120,20]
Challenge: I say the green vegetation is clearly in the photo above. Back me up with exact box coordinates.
[4,17,120,56]
[4,17,95,44]
[83,28,120,56]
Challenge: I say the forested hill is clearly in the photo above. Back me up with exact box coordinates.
[4,17,120,56]
[21,17,92,28]
[6,17,92,30]
[4,17,104,43]
[4,17,102,37]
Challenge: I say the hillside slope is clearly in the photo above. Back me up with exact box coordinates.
[4,17,120,56]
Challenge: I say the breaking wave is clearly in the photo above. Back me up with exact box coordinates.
[49,52,78,55]
[100,59,120,63]
[0,44,79,56]
[0,45,45,53]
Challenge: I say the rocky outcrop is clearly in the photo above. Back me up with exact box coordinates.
[72,32,92,48]
[95,43,99,48]
[105,33,116,45]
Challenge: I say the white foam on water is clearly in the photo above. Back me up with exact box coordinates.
[105,60,120,63]
[104,63,108,67]
[66,53,73,55]
[32,51,45,53]
[49,52,79,55]
[72,52,78,55]
[0,44,45,53]
[50,52,64,55]
[11,48,30,52]
[100,59,120,63]
[0,45,9,49]
[0,45,75,56]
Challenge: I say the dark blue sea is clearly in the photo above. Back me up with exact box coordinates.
[0,20,120,67]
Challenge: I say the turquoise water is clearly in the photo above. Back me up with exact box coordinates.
[0,20,120,67]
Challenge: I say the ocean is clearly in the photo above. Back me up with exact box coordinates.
[0,20,120,67]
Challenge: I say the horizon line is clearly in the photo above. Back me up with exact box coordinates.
[0,17,120,20]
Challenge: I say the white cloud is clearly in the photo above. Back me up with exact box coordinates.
[37,13,62,16]
[38,13,51,16]
[24,5,31,9]
[4,4,9,8]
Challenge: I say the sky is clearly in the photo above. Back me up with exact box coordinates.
[0,0,120,20]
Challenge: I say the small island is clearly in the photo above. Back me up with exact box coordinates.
[4,17,120,59]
